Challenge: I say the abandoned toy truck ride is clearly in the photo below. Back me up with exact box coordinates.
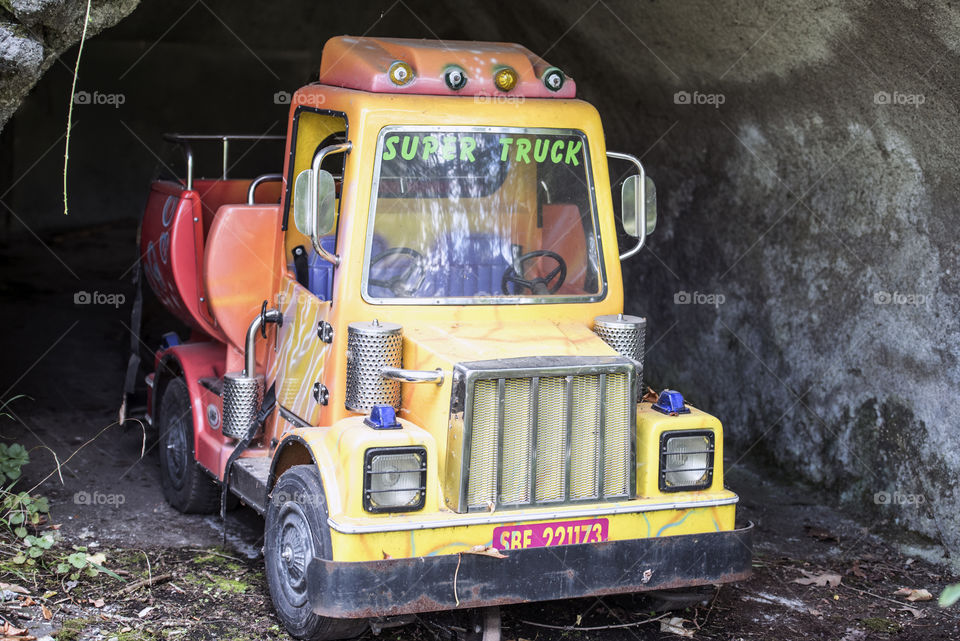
[138,36,752,640]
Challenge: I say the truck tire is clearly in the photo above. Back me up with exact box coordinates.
[265,465,367,641]
[157,378,221,513]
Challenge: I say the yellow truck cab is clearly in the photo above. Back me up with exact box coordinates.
[140,36,752,641]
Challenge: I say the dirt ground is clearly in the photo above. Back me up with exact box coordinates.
[0,223,958,640]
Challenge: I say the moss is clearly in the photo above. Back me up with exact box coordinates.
[182,571,249,594]
[55,618,96,641]
[861,617,901,633]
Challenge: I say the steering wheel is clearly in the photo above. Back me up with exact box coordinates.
[369,247,426,297]
[501,250,567,295]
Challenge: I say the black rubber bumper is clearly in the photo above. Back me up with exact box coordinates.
[306,523,753,619]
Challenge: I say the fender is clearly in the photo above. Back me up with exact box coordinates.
[151,341,228,478]
[270,418,438,520]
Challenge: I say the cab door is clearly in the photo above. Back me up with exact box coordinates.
[267,109,347,430]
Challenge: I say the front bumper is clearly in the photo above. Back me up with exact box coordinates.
[306,523,753,618]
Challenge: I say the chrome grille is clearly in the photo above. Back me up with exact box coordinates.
[449,356,636,513]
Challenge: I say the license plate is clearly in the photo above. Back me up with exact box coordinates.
[492,518,609,550]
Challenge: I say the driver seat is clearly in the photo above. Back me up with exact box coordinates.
[420,233,512,298]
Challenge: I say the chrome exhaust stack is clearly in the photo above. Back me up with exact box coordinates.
[593,313,646,391]
[221,307,282,439]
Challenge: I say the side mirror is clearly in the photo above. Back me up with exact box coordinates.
[621,174,658,238]
[293,169,337,238]
[608,150,656,261]
[293,168,315,238]
[293,141,351,267]
[621,174,642,238]
[644,175,657,235]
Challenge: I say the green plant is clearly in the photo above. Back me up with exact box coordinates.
[941,583,960,608]
[54,547,121,582]
[0,442,30,480]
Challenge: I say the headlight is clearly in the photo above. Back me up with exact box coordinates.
[659,431,714,492]
[363,447,427,513]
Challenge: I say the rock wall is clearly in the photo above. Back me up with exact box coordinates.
[0,0,140,130]
[2,0,958,555]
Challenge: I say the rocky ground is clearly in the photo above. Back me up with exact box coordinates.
[0,223,957,640]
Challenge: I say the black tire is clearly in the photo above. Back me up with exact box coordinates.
[157,378,221,513]
[264,465,367,640]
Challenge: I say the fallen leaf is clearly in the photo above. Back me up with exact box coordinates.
[893,588,933,602]
[642,387,659,403]
[808,608,823,616]
[138,605,155,618]
[464,545,507,559]
[41,604,52,620]
[41,591,56,600]
[92,598,105,608]
[793,569,842,587]
[660,617,694,637]
[848,561,866,578]
[22,596,35,606]
[0,583,30,595]
[898,606,927,619]
[641,569,653,584]
[381,551,393,560]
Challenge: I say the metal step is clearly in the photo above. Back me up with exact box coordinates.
[228,456,271,514]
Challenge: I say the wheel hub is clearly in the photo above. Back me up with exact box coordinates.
[165,419,188,482]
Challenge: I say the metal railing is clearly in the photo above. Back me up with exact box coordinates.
[163,133,286,190]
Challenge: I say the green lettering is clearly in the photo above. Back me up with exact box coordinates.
[421,135,439,159]
[442,135,457,160]
[400,135,419,160]
[533,139,549,162]
[460,136,476,162]
[515,138,532,163]
[499,137,514,161]
[564,140,582,166]
[382,135,399,160]
[550,139,565,163]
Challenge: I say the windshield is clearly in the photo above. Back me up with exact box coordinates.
[362,127,605,304]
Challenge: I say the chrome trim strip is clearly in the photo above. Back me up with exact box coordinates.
[360,125,608,306]
[495,377,505,504]
[381,367,444,384]
[327,495,740,534]
[606,150,647,261]
[528,376,538,505]
[598,371,606,499]
[563,374,573,500]
[310,142,352,266]
[278,404,311,428]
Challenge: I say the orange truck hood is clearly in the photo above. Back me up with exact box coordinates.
[402,320,618,370]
